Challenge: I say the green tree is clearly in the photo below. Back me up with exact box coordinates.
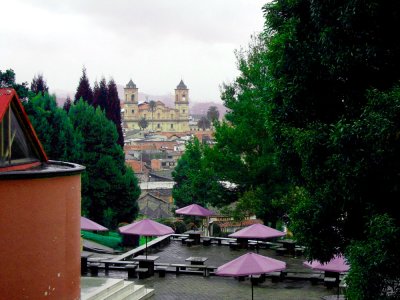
[23,92,82,162]
[207,34,290,227]
[172,138,226,208]
[263,0,400,295]
[30,74,49,96]
[206,106,219,123]
[0,69,29,99]
[68,100,140,227]
[197,116,210,130]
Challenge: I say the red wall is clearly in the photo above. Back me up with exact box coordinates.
[0,175,81,299]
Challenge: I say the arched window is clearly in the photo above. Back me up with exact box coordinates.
[131,94,135,101]
[157,124,160,128]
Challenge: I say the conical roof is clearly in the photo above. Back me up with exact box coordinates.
[176,79,187,89]
[126,79,136,89]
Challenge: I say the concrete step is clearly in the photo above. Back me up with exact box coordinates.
[81,277,154,300]
[82,278,125,300]
[122,286,154,300]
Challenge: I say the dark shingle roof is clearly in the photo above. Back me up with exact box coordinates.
[176,80,187,89]
[126,79,136,89]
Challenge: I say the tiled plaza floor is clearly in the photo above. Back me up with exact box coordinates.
[86,239,341,299]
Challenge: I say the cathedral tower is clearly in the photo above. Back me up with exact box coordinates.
[123,79,139,129]
[174,80,190,131]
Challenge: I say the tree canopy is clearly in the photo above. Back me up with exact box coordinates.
[263,0,400,296]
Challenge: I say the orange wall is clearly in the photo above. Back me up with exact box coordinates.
[0,175,81,299]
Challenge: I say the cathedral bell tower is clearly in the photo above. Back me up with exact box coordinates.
[175,79,189,123]
[123,79,139,129]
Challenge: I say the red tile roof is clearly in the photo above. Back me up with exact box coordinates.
[126,160,145,173]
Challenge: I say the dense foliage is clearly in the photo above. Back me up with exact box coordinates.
[21,90,140,228]
[263,0,400,297]
[172,138,231,208]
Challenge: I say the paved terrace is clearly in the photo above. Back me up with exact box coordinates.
[84,237,342,299]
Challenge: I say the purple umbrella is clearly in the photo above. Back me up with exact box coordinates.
[229,223,285,252]
[303,255,349,299]
[175,204,214,235]
[303,254,349,273]
[229,223,285,239]
[175,204,214,217]
[80,216,108,231]
[119,219,174,258]
[216,252,286,300]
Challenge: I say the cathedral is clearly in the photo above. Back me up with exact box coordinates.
[123,79,190,132]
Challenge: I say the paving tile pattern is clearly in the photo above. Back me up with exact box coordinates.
[88,240,339,299]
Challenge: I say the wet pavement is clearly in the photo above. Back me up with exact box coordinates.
[84,239,341,299]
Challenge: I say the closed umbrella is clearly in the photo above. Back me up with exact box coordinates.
[216,252,286,300]
[119,219,174,258]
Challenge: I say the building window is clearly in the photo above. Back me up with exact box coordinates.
[171,124,173,129]
[0,105,39,167]
[131,109,134,113]
[125,94,127,101]
[157,124,160,128]
[183,109,185,113]
[131,94,135,101]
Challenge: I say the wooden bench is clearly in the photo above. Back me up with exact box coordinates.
[101,260,138,274]
[185,239,195,247]
[126,264,138,279]
[154,263,170,278]
[269,271,286,282]
[310,273,323,285]
[171,263,214,277]
[88,263,100,276]
[136,267,149,279]
[229,242,239,250]
[210,238,222,245]
[275,247,287,256]
[324,277,338,288]
[202,238,211,246]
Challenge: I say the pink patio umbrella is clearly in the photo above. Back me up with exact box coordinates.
[216,252,286,300]
[175,204,214,235]
[303,254,349,273]
[118,219,174,258]
[229,223,286,252]
[303,254,349,299]
[80,216,108,231]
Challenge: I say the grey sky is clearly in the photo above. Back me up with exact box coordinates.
[1,0,266,102]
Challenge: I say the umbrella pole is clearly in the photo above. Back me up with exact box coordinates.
[145,236,148,259]
[251,275,254,300]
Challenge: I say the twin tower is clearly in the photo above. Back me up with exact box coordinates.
[123,79,190,132]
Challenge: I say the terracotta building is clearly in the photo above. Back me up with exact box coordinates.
[0,88,84,299]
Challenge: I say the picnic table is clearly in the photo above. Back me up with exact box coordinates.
[185,256,208,265]
[185,230,202,245]
[133,255,159,277]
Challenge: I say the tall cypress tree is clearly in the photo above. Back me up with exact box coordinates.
[107,78,124,147]
[93,77,108,110]
[74,67,93,104]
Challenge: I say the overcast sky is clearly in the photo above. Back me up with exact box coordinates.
[1,0,267,102]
